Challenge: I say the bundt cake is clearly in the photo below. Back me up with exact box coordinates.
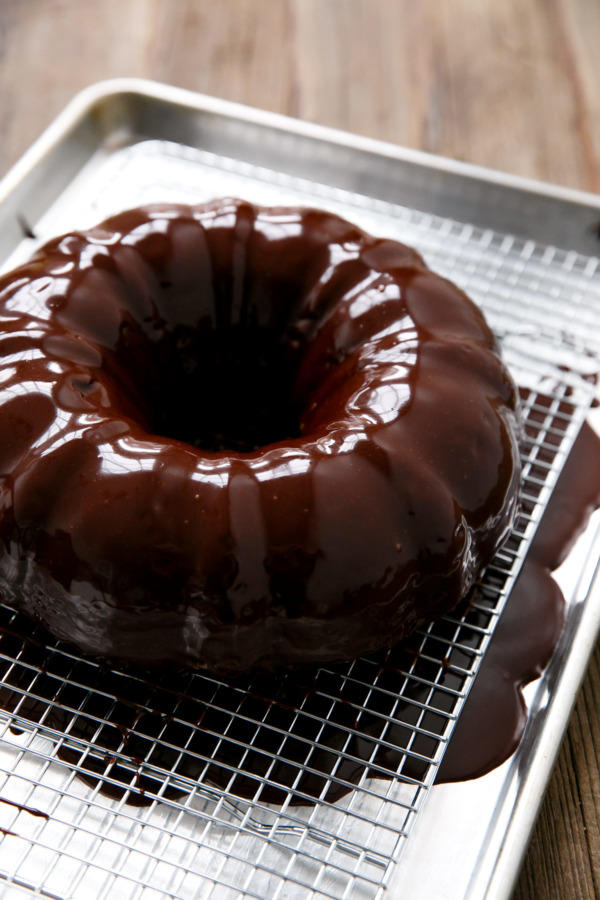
[0,199,521,672]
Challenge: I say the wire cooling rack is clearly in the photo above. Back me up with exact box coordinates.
[0,139,598,900]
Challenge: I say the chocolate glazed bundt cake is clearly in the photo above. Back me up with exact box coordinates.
[0,199,521,673]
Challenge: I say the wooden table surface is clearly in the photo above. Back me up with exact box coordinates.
[1,2,599,897]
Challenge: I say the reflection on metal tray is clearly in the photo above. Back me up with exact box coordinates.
[0,80,598,900]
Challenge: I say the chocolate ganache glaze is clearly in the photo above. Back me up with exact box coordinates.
[0,199,521,672]
[438,419,600,783]
[0,422,595,810]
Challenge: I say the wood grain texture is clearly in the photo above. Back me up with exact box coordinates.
[513,642,600,900]
[0,2,599,898]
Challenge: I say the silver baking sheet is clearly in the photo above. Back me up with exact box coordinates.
[0,79,598,900]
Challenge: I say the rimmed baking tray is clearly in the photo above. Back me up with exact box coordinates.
[0,79,598,900]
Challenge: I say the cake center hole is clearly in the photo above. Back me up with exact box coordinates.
[151,325,302,453]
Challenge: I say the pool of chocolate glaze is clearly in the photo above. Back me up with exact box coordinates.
[0,423,598,807]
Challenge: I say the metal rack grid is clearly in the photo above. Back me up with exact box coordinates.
[0,139,597,899]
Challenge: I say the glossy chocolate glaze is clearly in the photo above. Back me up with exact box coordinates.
[437,420,600,782]
[0,422,596,807]
[0,199,521,672]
